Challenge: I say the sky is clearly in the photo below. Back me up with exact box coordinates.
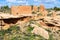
[0,0,60,8]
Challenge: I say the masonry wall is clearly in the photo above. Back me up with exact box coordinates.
[11,6,18,15]
[39,5,48,17]
[11,6,32,15]
[11,5,39,15]
[33,6,38,12]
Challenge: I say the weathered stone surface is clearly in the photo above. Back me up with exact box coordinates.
[0,13,32,19]
[11,6,32,16]
[52,11,57,17]
[39,5,48,17]
[31,27,49,39]
[16,17,31,32]
[44,17,60,27]
[31,24,49,39]
[2,24,10,30]
[39,4,45,11]
[33,6,38,12]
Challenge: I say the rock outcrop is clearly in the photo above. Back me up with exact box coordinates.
[31,24,49,39]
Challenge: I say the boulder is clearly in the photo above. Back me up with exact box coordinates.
[31,24,49,39]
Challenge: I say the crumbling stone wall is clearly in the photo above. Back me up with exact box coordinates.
[33,6,38,12]
[11,6,39,16]
[39,5,48,17]
[11,6,32,15]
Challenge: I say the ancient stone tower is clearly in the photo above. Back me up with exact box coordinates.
[39,5,48,17]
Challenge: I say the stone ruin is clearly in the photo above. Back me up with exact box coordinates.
[0,4,60,31]
[39,5,48,17]
[0,5,60,39]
